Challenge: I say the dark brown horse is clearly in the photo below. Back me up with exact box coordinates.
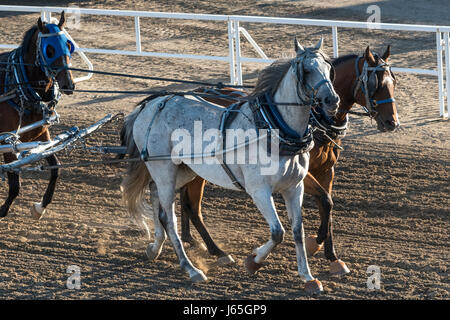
[0,11,75,219]
[178,45,399,273]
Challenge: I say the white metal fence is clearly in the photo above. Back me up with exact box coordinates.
[0,5,449,118]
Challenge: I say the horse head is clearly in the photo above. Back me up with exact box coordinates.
[294,37,340,119]
[36,11,75,95]
[354,46,400,132]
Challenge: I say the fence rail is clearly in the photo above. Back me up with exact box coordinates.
[0,5,448,117]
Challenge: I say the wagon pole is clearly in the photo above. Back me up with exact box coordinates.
[0,114,118,176]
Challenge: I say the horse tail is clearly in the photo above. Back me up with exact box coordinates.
[119,104,152,238]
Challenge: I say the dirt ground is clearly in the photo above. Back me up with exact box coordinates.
[0,0,448,300]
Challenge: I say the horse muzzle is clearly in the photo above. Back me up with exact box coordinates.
[376,116,400,132]
[61,82,75,95]
[319,94,340,118]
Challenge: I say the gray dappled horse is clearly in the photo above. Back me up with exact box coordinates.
[120,39,339,294]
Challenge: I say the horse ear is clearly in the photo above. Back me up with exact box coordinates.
[315,37,324,51]
[381,45,391,62]
[37,17,45,32]
[294,36,305,54]
[58,11,66,29]
[364,46,376,66]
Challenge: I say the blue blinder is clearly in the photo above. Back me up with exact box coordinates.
[38,24,74,72]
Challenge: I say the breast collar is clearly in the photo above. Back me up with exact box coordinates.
[309,106,348,143]
[249,92,314,156]
[2,46,60,116]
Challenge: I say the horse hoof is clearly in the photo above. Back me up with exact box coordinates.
[190,271,207,283]
[244,254,264,275]
[145,244,160,261]
[217,254,235,266]
[305,235,323,257]
[30,203,46,220]
[304,279,323,295]
[197,243,208,252]
[0,205,8,217]
[330,259,350,276]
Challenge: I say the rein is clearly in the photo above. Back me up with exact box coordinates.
[67,67,255,89]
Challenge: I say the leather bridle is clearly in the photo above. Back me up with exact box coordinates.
[352,55,396,118]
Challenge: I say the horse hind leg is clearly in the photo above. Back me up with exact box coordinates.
[180,185,202,248]
[149,163,206,282]
[145,181,167,261]
[31,154,59,220]
[180,180,234,266]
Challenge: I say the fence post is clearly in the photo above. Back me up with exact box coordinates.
[444,32,450,118]
[436,31,445,118]
[332,26,339,58]
[227,19,236,85]
[135,16,142,54]
[233,19,243,85]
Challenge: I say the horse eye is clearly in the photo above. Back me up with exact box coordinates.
[46,45,55,58]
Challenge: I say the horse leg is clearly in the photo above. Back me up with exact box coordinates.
[145,181,167,261]
[149,163,206,282]
[0,153,20,217]
[30,154,59,220]
[315,168,350,276]
[244,187,285,274]
[303,173,331,256]
[180,179,203,248]
[181,178,234,265]
[30,131,60,220]
[282,184,323,295]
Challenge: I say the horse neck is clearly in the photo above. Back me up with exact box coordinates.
[272,68,310,137]
[333,57,358,123]
[22,32,51,100]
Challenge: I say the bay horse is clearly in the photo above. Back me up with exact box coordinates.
[121,39,340,294]
[177,45,399,276]
[0,11,75,219]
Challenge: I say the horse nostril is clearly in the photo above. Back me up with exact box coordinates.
[334,96,340,104]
